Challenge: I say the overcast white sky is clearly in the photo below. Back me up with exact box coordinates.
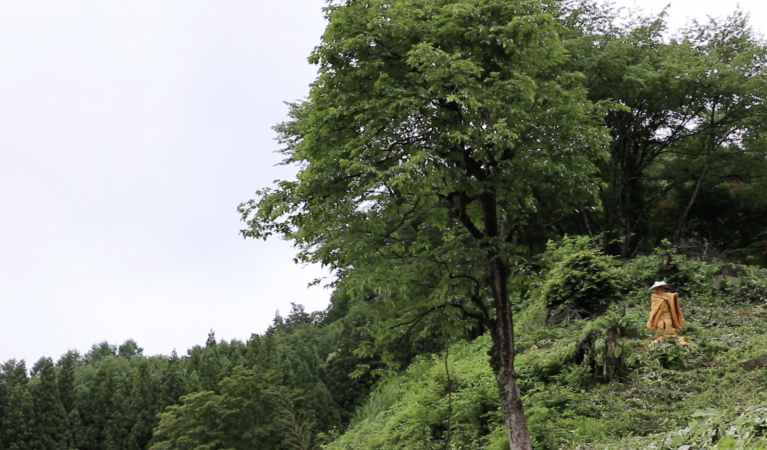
[1,0,765,365]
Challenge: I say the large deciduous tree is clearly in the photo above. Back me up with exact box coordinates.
[563,4,767,256]
[239,0,610,448]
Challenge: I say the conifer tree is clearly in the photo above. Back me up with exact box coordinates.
[185,370,202,393]
[205,330,217,348]
[118,340,144,359]
[29,358,48,379]
[84,342,116,364]
[32,359,70,450]
[198,336,225,393]
[1,362,35,450]
[56,351,82,449]
[0,361,12,450]
[127,361,157,450]
[57,351,78,414]
[67,409,85,450]
[82,360,129,450]
[156,351,186,414]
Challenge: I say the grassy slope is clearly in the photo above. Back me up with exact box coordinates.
[325,258,767,450]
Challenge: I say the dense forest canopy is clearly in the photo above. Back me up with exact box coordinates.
[3,1,767,450]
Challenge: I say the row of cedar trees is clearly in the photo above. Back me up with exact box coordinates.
[0,303,408,450]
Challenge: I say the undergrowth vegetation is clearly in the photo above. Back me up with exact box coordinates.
[327,242,767,450]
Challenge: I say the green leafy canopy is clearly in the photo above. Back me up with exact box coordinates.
[240,0,611,336]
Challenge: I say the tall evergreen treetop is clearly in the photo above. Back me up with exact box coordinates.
[32,359,70,450]
[1,365,34,450]
[118,339,144,359]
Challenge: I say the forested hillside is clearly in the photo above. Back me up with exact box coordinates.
[0,303,384,450]
[325,241,767,449]
[2,242,766,450]
[3,0,767,449]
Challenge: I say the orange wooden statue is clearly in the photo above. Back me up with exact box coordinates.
[647,281,689,346]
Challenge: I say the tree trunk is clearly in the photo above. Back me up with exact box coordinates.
[488,256,533,450]
[477,187,532,450]
[673,164,709,244]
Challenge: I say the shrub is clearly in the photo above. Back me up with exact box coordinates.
[540,236,627,317]
[741,265,767,303]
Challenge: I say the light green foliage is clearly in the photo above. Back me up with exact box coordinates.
[240,0,610,346]
[326,336,503,450]
[151,368,287,450]
[328,249,767,450]
[582,407,767,449]
[240,1,612,445]
[540,236,627,314]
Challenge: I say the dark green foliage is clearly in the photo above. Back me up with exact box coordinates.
[29,357,48,379]
[323,307,381,425]
[1,247,765,450]
[127,362,157,450]
[66,409,85,450]
[196,347,225,394]
[2,385,35,450]
[205,330,216,348]
[1,363,35,450]
[253,305,341,433]
[155,351,186,414]
[118,339,144,359]
[185,331,232,395]
[2,361,28,389]
[57,351,79,414]
[84,342,117,364]
[81,358,130,450]
[562,4,767,259]
[32,359,70,450]
[0,361,13,450]
[2,304,365,450]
